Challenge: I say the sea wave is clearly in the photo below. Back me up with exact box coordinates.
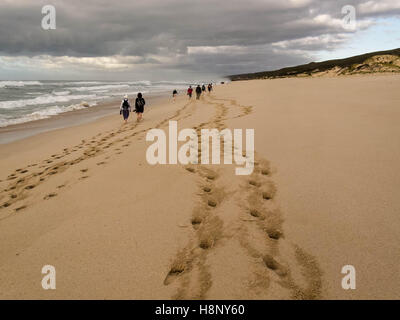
[0,102,97,127]
[52,90,71,96]
[69,84,130,92]
[0,93,98,109]
[126,80,152,86]
[0,81,42,88]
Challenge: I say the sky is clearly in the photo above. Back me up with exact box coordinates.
[0,0,399,81]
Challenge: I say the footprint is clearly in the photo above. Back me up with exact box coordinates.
[262,192,273,200]
[261,169,270,176]
[164,253,188,286]
[186,167,195,173]
[25,185,35,190]
[249,180,260,187]
[249,209,261,218]
[208,199,217,208]
[191,216,203,227]
[80,169,88,173]
[263,255,287,277]
[15,205,27,212]
[203,186,212,193]
[199,232,216,250]
[44,193,57,200]
[261,184,276,200]
[266,229,283,240]
[164,266,185,286]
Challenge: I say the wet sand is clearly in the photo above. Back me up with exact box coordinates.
[0,94,169,144]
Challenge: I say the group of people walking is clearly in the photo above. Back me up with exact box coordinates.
[119,83,214,123]
[187,83,213,100]
[119,93,146,124]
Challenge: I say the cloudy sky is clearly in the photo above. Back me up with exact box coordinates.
[0,0,399,81]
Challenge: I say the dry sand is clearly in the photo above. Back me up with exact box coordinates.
[0,74,399,299]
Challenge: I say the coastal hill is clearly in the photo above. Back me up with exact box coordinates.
[228,48,400,81]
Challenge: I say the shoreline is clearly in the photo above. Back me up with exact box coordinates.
[0,91,171,145]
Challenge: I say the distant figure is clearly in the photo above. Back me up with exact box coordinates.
[172,89,178,102]
[120,94,131,124]
[135,92,146,122]
[187,86,193,99]
[208,83,213,93]
[196,85,202,100]
[202,84,206,92]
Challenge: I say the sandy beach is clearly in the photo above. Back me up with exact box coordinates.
[0,74,399,300]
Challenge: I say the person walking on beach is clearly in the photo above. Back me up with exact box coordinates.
[202,84,206,93]
[187,86,193,99]
[196,85,202,100]
[172,89,178,102]
[135,92,146,122]
[208,83,213,93]
[120,94,131,124]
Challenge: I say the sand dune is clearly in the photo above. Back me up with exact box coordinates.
[0,74,399,299]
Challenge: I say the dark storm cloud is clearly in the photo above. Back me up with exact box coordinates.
[0,0,398,76]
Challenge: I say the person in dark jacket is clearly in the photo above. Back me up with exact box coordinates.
[196,85,202,100]
[135,92,146,122]
[120,94,131,124]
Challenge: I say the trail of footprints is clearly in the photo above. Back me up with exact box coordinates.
[164,95,322,299]
[0,100,196,218]
[0,95,322,298]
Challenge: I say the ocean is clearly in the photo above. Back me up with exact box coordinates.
[0,80,201,127]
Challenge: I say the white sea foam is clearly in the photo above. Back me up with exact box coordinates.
[0,102,97,127]
[52,90,71,96]
[69,84,130,92]
[0,94,98,109]
[0,81,42,88]
[63,81,104,85]
[126,80,152,86]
